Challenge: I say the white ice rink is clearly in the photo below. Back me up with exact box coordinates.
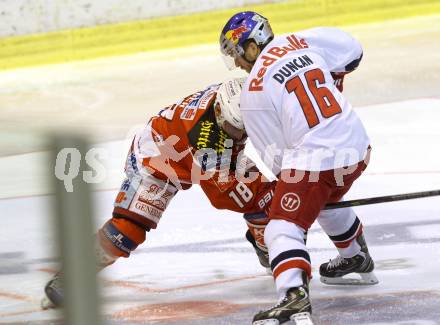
[0,15,440,325]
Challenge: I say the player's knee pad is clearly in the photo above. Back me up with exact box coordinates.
[97,217,146,266]
[264,219,307,248]
[243,212,269,252]
[317,206,357,235]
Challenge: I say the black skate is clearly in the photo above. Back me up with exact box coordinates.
[253,286,313,325]
[320,234,378,285]
[41,272,64,309]
[246,230,271,273]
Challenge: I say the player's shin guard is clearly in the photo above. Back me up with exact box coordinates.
[265,220,311,299]
[328,215,364,256]
[253,219,313,325]
[244,212,270,272]
[97,217,146,267]
[41,217,146,309]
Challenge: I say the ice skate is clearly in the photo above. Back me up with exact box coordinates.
[246,229,271,274]
[253,286,313,325]
[41,272,63,309]
[320,234,378,285]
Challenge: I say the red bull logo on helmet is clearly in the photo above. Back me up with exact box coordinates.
[225,25,250,45]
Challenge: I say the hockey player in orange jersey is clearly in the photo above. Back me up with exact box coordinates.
[41,77,275,309]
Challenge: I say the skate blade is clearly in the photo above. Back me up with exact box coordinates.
[320,271,379,285]
[41,296,56,310]
[253,319,280,325]
[252,312,313,325]
[290,312,314,325]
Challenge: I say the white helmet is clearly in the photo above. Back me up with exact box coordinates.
[214,77,246,130]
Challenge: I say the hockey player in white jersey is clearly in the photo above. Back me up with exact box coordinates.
[220,11,378,325]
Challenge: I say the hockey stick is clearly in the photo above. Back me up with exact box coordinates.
[324,189,440,210]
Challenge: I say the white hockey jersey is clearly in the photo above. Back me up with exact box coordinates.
[240,27,370,174]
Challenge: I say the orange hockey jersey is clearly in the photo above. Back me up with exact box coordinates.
[133,84,273,213]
